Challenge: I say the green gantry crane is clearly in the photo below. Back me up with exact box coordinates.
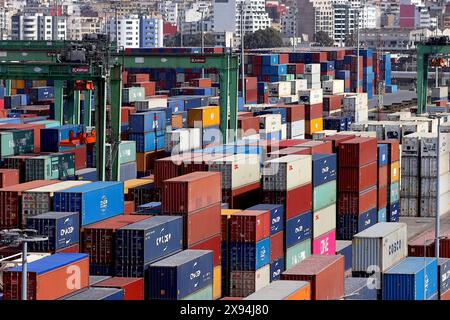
[416,36,450,114]
[0,37,239,181]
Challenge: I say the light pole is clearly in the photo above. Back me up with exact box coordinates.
[436,116,443,259]
[197,9,205,78]
[356,7,360,94]
[0,229,48,300]
[240,1,247,102]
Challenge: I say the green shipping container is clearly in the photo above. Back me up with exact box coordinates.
[389,182,400,203]
[313,180,337,212]
[30,120,61,128]
[0,129,34,157]
[285,238,311,270]
[181,285,213,300]
[106,141,136,165]
[279,74,295,81]
[122,87,145,104]
[25,153,75,181]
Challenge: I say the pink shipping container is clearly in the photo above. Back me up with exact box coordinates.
[162,172,222,214]
[312,229,336,256]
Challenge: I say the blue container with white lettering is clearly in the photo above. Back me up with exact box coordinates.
[247,204,284,235]
[53,182,124,226]
[230,238,270,271]
[270,257,285,282]
[387,202,400,222]
[312,154,337,188]
[285,211,312,247]
[129,111,166,133]
[148,250,213,300]
[337,207,378,240]
[383,257,438,300]
[26,211,79,252]
[377,144,389,167]
[438,258,450,296]
[129,131,165,152]
[115,216,183,277]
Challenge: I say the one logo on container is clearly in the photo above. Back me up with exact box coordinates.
[100,195,108,212]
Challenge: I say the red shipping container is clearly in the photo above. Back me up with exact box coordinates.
[2,254,89,300]
[58,145,87,170]
[270,231,284,262]
[190,78,212,88]
[312,52,328,63]
[238,116,260,137]
[441,290,450,300]
[297,141,333,154]
[189,233,221,267]
[244,77,258,90]
[128,73,150,83]
[278,53,289,64]
[0,169,20,188]
[378,165,388,187]
[0,123,44,153]
[222,181,261,209]
[281,255,344,300]
[269,146,310,158]
[0,99,4,109]
[377,185,388,209]
[305,103,323,120]
[131,82,156,97]
[230,210,270,243]
[0,180,59,229]
[124,201,135,215]
[0,109,7,118]
[180,153,226,176]
[82,215,150,264]
[93,277,144,300]
[56,244,79,253]
[378,140,400,163]
[276,104,305,122]
[185,203,221,246]
[322,134,356,153]
[338,137,378,168]
[337,186,377,215]
[154,153,203,189]
[287,63,305,75]
[263,183,312,219]
[265,139,308,154]
[245,89,258,104]
[162,172,222,214]
[323,95,343,111]
[338,161,377,192]
[408,226,450,258]
[122,71,129,86]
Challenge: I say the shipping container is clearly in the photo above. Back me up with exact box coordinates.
[244,280,311,300]
[383,257,438,300]
[53,182,124,226]
[338,162,377,192]
[229,265,270,298]
[313,204,337,239]
[311,153,337,187]
[281,255,344,300]
[230,237,270,271]
[336,240,352,272]
[344,277,378,300]
[2,253,89,300]
[148,250,213,300]
[247,204,284,236]
[286,239,312,269]
[230,210,270,243]
[92,277,144,300]
[312,229,336,256]
[338,137,377,167]
[63,287,124,300]
[313,180,337,212]
[0,169,19,188]
[286,211,312,247]
[264,183,312,219]
[263,155,312,191]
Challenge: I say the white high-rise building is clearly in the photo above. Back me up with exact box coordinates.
[158,0,178,25]
[359,4,379,29]
[67,16,103,41]
[11,13,66,40]
[107,16,140,48]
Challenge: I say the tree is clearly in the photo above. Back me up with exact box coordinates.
[314,31,334,47]
[165,32,216,47]
[344,32,358,47]
[244,28,285,49]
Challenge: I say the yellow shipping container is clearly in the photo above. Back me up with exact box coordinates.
[32,80,47,87]
[391,161,400,183]
[188,106,220,128]
[213,266,222,300]
[305,118,323,135]
[11,80,17,89]
[124,178,153,194]
[10,89,17,95]
[16,80,25,89]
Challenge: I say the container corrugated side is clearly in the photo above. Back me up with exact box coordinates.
[352,222,407,274]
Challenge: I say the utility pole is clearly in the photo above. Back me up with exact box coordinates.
[356,7,360,94]
[240,1,246,101]
[292,4,298,53]
[436,116,442,259]
[198,9,205,78]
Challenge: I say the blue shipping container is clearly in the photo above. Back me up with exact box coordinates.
[438,258,450,295]
[337,207,378,240]
[149,250,213,300]
[336,240,352,272]
[285,211,312,248]
[64,288,124,300]
[270,257,285,282]
[7,253,88,274]
[312,154,337,187]
[387,201,400,222]
[377,144,389,167]
[383,257,438,300]
[29,87,54,102]
[115,216,183,275]
[26,212,79,252]
[40,125,85,152]
[230,238,270,271]
[129,131,165,153]
[247,204,284,235]
[344,277,378,300]
[53,182,124,226]
[129,111,166,133]
[137,202,162,214]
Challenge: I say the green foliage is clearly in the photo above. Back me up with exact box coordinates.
[165,33,216,47]
[315,31,334,47]
[244,28,285,49]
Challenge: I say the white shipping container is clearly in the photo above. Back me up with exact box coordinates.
[298,88,323,105]
[229,265,270,297]
[312,204,336,239]
[387,112,411,121]
[259,114,282,133]
[305,74,321,85]
[400,197,419,217]
[420,154,450,177]
[188,128,202,151]
[269,82,292,98]
[287,120,305,139]
[385,123,402,140]
[367,122,387,140]
[309,82,322,90]
[312,130,338,140]
[350,122,369,132]
[322,80,345,95]
[401,156,420,177]
[304,64,321,74]
[420,133,450,157]
[402,134,421,155]
[209,154,260,190]
[432,86,448,99]
[401,176,420,197]
[281,123,287,140]
[263,155,312,191]
[352,223,408,273]
[408,117,439,133]
[290,79,308,95]
[420,173,450,198]
[401,122,428,137]
[22,180,92,219]
[165,129,189,153]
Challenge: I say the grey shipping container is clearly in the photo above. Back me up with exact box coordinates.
[244,280,310,300]
[344,277,379,300]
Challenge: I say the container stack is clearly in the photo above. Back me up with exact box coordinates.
[105,141,137,181]
[311,154,337,255]
[263,155,313,270]
[188,105,221,147]
[304,63,321,89]
[379,140,401,222]
[162,172,222,298]
[128,110,166,176]
[258,114,282,141]
[337,137,378,240]
[342,93,369,123]
[376,144,389,222]
[300,89,323,138]
[400,134,421,217]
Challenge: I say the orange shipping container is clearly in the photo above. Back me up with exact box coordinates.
[171,113,185,129]
[305,118,323,135]
[136,150,166,173]
[188,106,220,128]
[390,161,400,183]
[2,253,89,300]
[213,266,222,300]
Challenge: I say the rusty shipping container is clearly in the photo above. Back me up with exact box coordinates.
[338,187,378,215]
[338,137,378,168]
[338,162,378,192]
